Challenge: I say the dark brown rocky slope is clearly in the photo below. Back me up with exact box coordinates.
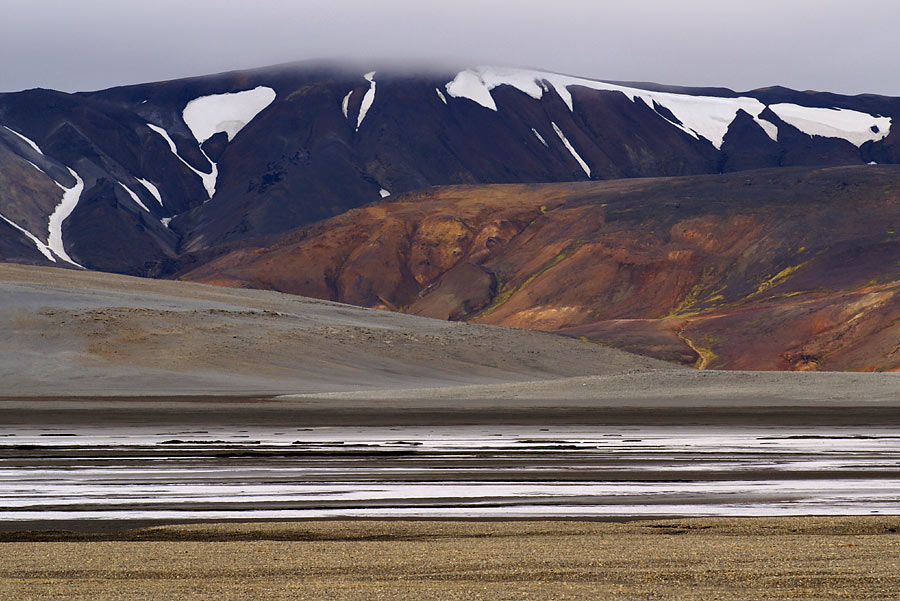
[181,165,900,371]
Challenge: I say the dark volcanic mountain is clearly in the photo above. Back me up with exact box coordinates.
[2,61,899,275]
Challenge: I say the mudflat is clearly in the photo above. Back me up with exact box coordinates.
[2,518,898,600]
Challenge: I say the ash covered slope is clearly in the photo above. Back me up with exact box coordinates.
[0,262,675,396]
[1,61,899,274]
[182,165,900,372]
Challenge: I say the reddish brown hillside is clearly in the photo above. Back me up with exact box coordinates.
[180,166,900,371]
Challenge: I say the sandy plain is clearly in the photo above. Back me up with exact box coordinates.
[2,519,899,600]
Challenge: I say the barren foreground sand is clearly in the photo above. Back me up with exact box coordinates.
[2,518,898,600]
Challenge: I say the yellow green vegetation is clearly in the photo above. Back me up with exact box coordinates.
[751,262,808,297]
[665,285,704,318]
[677,330,720,370]
[692,344,719,370]
[664,269,725,318]
[475,241,585,319]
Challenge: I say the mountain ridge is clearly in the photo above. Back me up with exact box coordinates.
[2,61,898,275]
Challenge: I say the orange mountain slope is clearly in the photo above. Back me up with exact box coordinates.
[180,165,900,371]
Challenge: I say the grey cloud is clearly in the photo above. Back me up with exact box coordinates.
[1,0,899,95]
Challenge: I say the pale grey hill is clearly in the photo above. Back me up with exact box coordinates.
[0,263,675,397]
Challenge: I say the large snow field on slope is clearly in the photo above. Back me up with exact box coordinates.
[182,86,276,144]
[445,67,778,149]
[769,103,892,147]
[445,67,891,150]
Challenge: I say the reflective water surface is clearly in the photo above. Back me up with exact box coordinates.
[1,425,898,520]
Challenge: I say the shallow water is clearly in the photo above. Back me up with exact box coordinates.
[1,425,898,520]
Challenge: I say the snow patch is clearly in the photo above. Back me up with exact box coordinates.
[0,212,55,262]
[197,150,218,199]
[769,103,892,147]
[47,168,85,267]
[161,217,172,228]
[3,126,44,155]
[147,123,216,199]
[356,72,377,132]
[531,128,548,147]
[182,86,276,143]
[445,69,497,110]
[22,158,48,177]
[551,122,590,177]
[379,188,391,198]
[2,126,84,265]
[756,119,779,141]
[146,123,179,155]
[445,67,781,149]
[435,88,447,105]
[341,90,353,119]
[3,127,59,176]
[137,178,163,205]
[119,182,150,212]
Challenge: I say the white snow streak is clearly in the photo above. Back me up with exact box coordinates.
[435,88,447,105]
[356,72,377,132]
[197,149,218,200]
[2,127,55,176]
[137,178,162,205]
[182,86,276,143]
[119,182,150,213]
[47,168,85,267]
[379,188,391,198]
[3,126,44,155]
[531,128,548,147]
[446,67,782,149]
[341,91,353,119]
[146,123,180,154]
[769,103,892,147]
[0,213,56,262]
[1,126,83,265]
[161,217,172,228]
[147,123,216,199]
[551,122,590,177]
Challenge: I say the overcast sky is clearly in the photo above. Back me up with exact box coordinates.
[2,0,899,95]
